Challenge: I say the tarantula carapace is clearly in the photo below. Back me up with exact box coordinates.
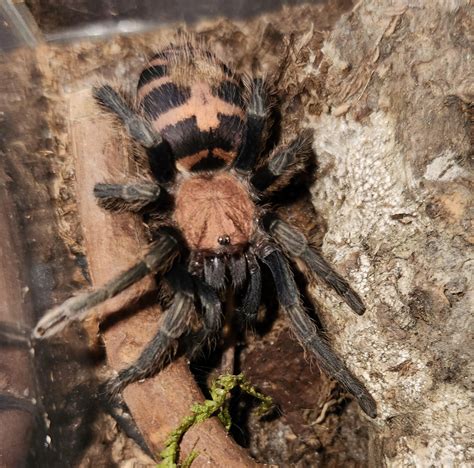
[34,41,376,420]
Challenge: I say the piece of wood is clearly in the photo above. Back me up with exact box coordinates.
[69,88,257,466]
[0,172,36,467]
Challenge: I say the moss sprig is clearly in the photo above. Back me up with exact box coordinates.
[157,373,272,467]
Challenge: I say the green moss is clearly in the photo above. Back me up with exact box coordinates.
[157,373,272,467]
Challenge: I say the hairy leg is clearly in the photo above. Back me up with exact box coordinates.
[239,251,262,323]
[194,280,222,333]
[99,393,153,457]
[93,182,162,212]
[229,254,247,289]
[0,321,39,421]
[104,289,194,395]
[0,393,38,415]
[99,269,194,458]
[204,256,226,291]
[93,85,161,148]
[250,131,313,193]
[33,232,178,339]
[234,78,268,171]
[0,321,31,348]
[186,279,223,359]
[257,244,376,418]
[265,217,365,315]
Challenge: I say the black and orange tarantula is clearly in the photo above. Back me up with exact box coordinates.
[34,42,376,420]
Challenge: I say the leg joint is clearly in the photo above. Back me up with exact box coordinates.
[261,216,308,257]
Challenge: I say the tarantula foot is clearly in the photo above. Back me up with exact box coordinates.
[125,115,162,148]
[33,294,90,339]
[357,392,377,419]
[97,381,153,458]
[93,84,161,148]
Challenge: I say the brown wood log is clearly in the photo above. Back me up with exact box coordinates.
[0,173,36,467]
[68,88,258,467]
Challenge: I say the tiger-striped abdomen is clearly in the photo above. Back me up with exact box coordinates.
[137,47,245,173]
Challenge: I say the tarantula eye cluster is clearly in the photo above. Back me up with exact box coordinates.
[218,235,231,245]
[33,39,376,449]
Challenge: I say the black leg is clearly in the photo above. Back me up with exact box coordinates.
[0,323,36,413]
[0,321,31,348]
[99,391,154,458]
[186,279,223,359]
[0,393,37,415]
[100,264,196,458]
[0,324,39,422]
[250,131,313,192]
[33,232,179,339]
[93,85,161,148]
[239,251,262,323]
[104,289,194,395]
[204,256,226,291]
[264,217,365,315]
[194,280,222,332]
[93,182,162,212]
[228,254,246,289]
[257,245,376,418]
[234,78,268,172]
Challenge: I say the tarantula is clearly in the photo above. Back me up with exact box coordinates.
[34,41,376,422]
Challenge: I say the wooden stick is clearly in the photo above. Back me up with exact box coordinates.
[0,171,36,467]
[69,88,257,466]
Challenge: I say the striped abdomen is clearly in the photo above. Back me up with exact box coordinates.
[137,48,245,173]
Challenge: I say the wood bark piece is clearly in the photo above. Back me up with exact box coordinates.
[0,173,35,467]
[68,88,257,466]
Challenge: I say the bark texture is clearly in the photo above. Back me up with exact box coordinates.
[306,1,472,465]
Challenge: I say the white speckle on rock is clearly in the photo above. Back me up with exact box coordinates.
[424,151,467,181]
[309,111,419,243]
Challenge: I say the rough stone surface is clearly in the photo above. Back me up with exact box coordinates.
[306,1,473,465]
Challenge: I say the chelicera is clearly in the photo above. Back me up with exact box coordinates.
[34,40,376,438]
